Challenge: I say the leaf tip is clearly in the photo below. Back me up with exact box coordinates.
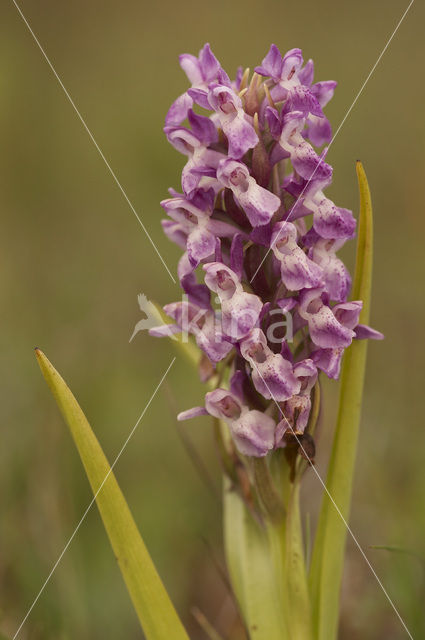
[34,348,54,382]
[35,348,48,368]
[355,160,366,181]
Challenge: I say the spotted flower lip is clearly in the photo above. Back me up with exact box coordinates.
[230,410,277,457]
[298,288,356,349]
[240,328,300,401]
[306,234,351,302]
[286,85,323,118]
[271,221,324,290]
[275,110,333,182]
[179,388,277,457]
[217,159,281,227]
[161,188,237,268]
[206,85,259,159]
[188,82,259,160]
[150,43,383,458]
[307,194,357,240]
[203,262,263,340]
[164,110,226,195]
[310,303,381,378]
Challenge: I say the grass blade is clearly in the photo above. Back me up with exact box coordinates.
[370,546,425,564]
[309,161,374,639]
[35,349,189,640]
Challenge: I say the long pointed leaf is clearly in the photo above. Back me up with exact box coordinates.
[309,162,373,639]
[35,349,189,640]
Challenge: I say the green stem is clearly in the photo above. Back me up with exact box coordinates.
[252,457,285,524]
[284,481,313,639]
[223,477,289,640]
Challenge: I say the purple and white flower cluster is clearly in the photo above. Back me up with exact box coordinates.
[152,44,382,458]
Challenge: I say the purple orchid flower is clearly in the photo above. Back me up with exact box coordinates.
[161,188,237,268]
[255,45,304,90]
[165,43,223,126]
[304,185,357,240]
[206,84,259,158]
[305,231,351,302]
[298,288,357,349]
[256,43,332,141]
[178,388,277,457]
[271,221,324,290]
[217,158,281,227]
[164,110,225,195]
[148,44,383,459]
[240,328,300,401]
[276,359,318,438]
[311,302,383,378]
[203,262,263,340]
[276,110,333,183]
[306,80,337,146]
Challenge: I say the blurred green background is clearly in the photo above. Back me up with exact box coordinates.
[1,0,424,638]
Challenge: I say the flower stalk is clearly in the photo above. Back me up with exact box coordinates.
[251,457,285,524]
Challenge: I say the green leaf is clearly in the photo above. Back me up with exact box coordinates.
[284,481,313,639]
[35,349,189,640]
[351,162,373,308]
[223,476,289,640]
[309,162,374,640]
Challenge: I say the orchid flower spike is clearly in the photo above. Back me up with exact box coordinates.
[151,43,383,459]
